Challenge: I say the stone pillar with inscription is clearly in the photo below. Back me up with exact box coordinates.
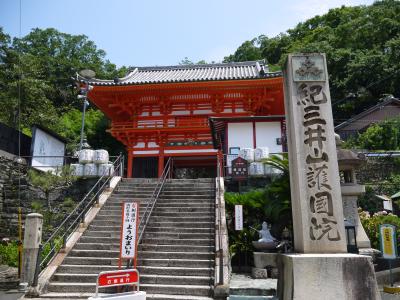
[278,53,380,300]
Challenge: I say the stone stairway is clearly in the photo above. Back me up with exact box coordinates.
[35,178,216,300]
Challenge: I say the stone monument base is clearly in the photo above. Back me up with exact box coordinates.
[252,252,278,279]
[277,254,381,300]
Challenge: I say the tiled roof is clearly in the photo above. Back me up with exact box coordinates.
[77,60,282,86]
[335,96,400,130]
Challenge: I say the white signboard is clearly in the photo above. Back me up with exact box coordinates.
[31,126,66,174]
[120,202,139,259]
[235,205,243,230]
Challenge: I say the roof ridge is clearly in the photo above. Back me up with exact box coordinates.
[128,60,266,72]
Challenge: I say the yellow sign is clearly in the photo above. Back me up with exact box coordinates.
[380,224,397,260]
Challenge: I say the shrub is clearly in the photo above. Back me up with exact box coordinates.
[359,209,400,250]
[0,241,19,267]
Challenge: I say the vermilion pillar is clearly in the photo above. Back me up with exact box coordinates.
[127,150,133,178]
[158,148,165,178]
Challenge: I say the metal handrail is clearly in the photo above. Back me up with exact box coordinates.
[39,153,125,270]
[216,156,224,285]
[137,157,172,244]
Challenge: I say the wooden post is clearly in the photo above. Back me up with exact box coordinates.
[127,150,133,178]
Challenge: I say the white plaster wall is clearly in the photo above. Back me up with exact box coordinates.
[147,142,159,148]
[193,109,213,115]
[133,142,145,148]
[133,150,159,155]
[255,122,282,153]
[228,122,253,150]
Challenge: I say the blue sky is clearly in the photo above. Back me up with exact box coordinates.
[1,0,373,68]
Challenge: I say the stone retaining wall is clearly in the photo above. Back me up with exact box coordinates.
[0,155,96,238]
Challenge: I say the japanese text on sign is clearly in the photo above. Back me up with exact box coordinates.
[380,224,397,260]
[98,269,139,287]
[120,202,138,259]
[294,57,341,242]
[235,205,243,230]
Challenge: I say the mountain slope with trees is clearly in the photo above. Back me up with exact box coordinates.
[224,0,400,122]
[0,27,126,153]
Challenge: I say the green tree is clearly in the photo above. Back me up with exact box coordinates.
[28,167,76,210]
[346,116,400,150]
[223,1,400,121]
[0,27,127,153]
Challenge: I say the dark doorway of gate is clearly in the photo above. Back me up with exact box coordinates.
[133,157,158,178]
[171,156,217,179]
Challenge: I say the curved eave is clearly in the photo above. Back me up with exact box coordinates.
[87,76,284,94]
[78,71,283,87]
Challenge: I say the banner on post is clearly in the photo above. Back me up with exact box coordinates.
[120,202,139,262]
[235,205,243,230]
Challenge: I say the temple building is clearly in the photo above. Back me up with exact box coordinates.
[78,60,285,178]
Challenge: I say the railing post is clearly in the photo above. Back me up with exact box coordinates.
[62,223,67,251]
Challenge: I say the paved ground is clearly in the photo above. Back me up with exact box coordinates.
[1,278,398,299]
[0,290,24,300]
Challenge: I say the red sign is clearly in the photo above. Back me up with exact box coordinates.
[98,269,139,287]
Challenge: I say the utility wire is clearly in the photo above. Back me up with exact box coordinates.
[332,69,400,107]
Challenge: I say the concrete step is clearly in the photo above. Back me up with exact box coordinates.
[140,283,212,297]
[154,207,214,213]
[68,249,213,260]
[31,293,214,300]
[148,221,214,228]
[57,264,213,277]
[62,256,119,266]
[145,226,214,233]
[139,258,214,268]
[68,249,119,258]
[138,266,213,277]
[162,191,214,195]
[62,256,213,268]
[147,212,214,217]
[155,203,214,208]
[140,251,214,260]
[26,292,93,299]
[141,238,213,246]
[52,273,212,286]
[139,244,214,252]
[85,224,213,234]
[114,190,214,195]
[162,187,215,192]
[159,195,214,199]
[57,264,118,274]
[148,216,214,222]
[63,242,215,252]
[157,196,215,204]
[146,294,214,300]
[143,232,214,239]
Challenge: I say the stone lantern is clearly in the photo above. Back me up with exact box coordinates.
[335,134,378,257]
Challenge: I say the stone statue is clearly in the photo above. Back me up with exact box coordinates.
[257,222,276,243]
[252,222,278,251]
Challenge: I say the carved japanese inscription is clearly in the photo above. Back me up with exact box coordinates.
[284,54,346,253]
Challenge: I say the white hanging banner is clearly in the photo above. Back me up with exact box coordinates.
[120,202,139,260]
[235,205,243,231]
